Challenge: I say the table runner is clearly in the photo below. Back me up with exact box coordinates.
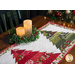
[0,21,75,64]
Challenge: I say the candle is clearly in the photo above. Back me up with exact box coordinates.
[71,24,72,27]
[23,20,32,36]
[16,27,25,37]
[63,23,65,26]
[44,16,46,20]
[68,24,70,27]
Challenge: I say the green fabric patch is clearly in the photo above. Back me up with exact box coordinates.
[51,37,61,45]
[56,39,66,49]
[53,32,63,36]
[41,30,47,34]
[67,33,75,41]
[49,32,62,41]
[49,35,56,41]
[65,33,73,40]
[43,32,48,36]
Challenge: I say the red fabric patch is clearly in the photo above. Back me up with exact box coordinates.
[11,49,60,64]
[18,51,39,64]
[44,53,60,64]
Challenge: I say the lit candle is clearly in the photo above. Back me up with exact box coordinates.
[23,20,32,36]
[68,24,70,27]
[44,16,46,20]
[63,23,65,26]
[16,27,25,37]
[71,24,72,27]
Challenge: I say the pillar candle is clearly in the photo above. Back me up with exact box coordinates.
[16,27,25,37]
[23,20,32,36]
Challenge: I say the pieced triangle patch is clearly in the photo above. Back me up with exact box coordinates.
[41,31,75,51]
[11,49,60,64]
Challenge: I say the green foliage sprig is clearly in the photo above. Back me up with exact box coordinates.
[8,25,40,44]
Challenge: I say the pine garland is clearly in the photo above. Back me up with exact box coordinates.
[8,25,40,44]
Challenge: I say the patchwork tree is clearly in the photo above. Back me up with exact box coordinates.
[41,31,75,51]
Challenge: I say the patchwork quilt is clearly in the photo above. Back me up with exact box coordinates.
[0,22,75,64]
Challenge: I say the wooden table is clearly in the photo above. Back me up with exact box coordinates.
[0,15,75,64]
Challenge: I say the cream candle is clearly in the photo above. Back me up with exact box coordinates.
[23,20,32,36]
[16,27,25,37]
